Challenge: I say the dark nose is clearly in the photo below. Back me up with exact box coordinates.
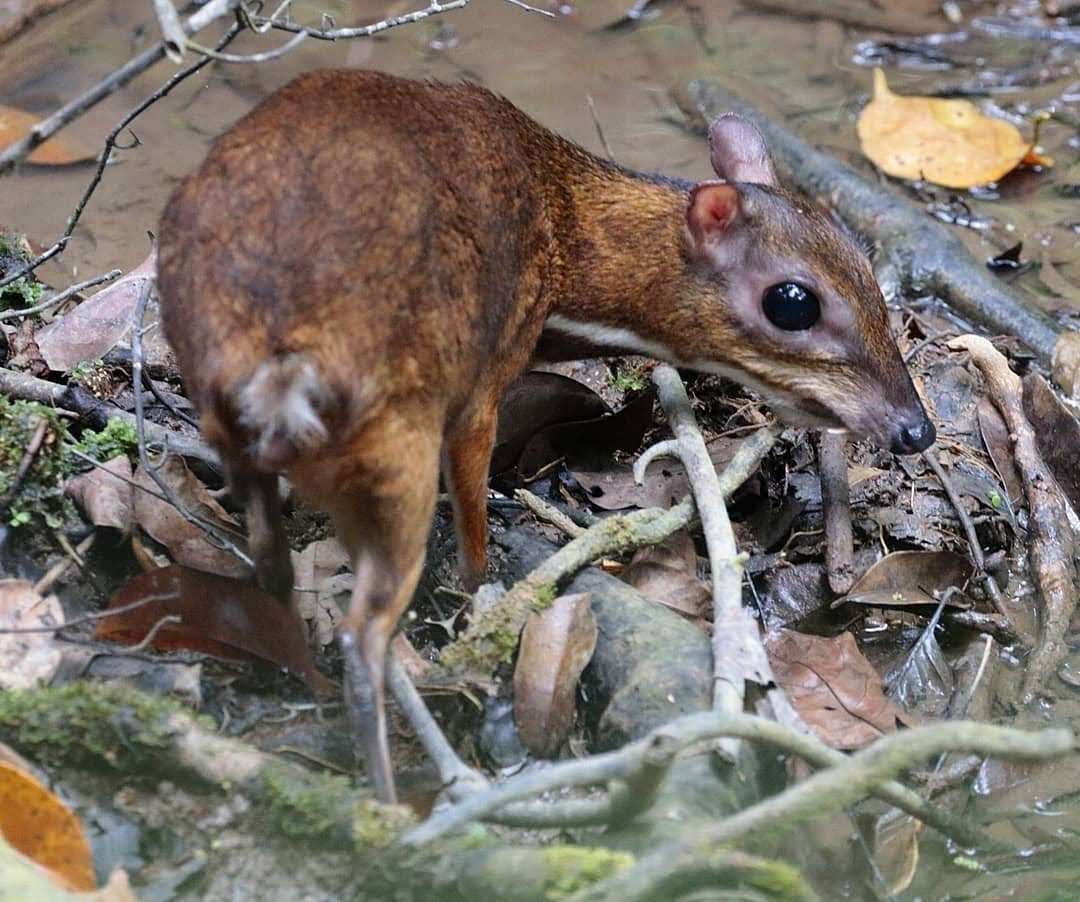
[890,415,936,455]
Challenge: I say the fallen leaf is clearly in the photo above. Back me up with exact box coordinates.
[132,453,248,579]
[95,565,333,697]
[885,603,955,712]
[834,551,973,610]
[0,760,95,890]
[492,372,609,475]
[64,455,134,531]
[1023,373,1080,516]
[36,252,173,372]
[977,397,1023,508]
[290,537,350,647]
[857,68,1051,188]
[622,531,711,620]
[857,808,923,897]
[0,104,96,166]
[0,579,63,689]
[513,593,597,757]
[571,435,740,511]
[516,388,655,478]
[765,629,908,749]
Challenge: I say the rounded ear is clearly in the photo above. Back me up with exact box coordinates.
[709,113,777,186]
[687,182,740,249]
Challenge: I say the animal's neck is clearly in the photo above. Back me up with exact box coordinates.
[544,153,695,361]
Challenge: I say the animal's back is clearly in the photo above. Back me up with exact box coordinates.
[158,70,555,449]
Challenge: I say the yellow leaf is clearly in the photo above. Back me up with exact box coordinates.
[0,104,96,166]
[0,760,96,891]
[857,69,1052,189]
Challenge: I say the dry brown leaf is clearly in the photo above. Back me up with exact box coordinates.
[36,252,173,372]
[0,104,96,166]
[857,69,1051,188]
[65,455,134,531]
[765,629,908,750]
[513,593,598,757]
[290,537,349,647]
[0,760,95,890]
[622,531,711,620]
[132,454,248,579]
[0,579,63,689]
[835,550,973,610]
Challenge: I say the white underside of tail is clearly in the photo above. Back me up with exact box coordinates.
[236,355,330,466]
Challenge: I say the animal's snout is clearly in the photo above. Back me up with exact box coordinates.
[889,413,936,455]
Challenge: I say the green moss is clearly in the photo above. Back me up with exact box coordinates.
[260,762,359,843]
[0,682,198,769]
[540,846,635,899]
[71,416,137,465]
[353,798,417,850]
[0,230,45,312]
[533,582,557,609]
[0,396,74,528]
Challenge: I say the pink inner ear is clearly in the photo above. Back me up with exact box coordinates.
[687,183,739,247]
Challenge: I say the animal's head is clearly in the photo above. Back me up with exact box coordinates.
[678,114,934,454]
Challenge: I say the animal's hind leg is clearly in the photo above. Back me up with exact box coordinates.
[227,461,293,604]
[330,427,440,803]
[442,395,498,592]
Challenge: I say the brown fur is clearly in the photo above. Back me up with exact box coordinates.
[158,70,930,802]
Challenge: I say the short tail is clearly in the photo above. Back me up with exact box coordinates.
[233,353,340,471]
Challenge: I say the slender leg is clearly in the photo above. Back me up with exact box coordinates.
[228,463,293,604]
[442,398,498,592]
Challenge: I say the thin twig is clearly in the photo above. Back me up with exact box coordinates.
[0,417,49,513]
[586,95,616,163]
[569,721,1073,902]
[923,449,1007,615]
[252,0,469,39]
[34,533,95,596]
[818,429,855,594]
[514,488,586,538]
[0,591,179,634]
[131,281,252,568]
[187,30,308,62]
[405,709,1054,848]
[0,25,242,290]
[0,270,121,322]
[123,613,182,653]
[502,0,556,15]
[151,0,187,60]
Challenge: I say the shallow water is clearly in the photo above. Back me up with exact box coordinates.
[0,0,1076,319]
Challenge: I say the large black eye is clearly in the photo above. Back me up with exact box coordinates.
[762,282,820,331]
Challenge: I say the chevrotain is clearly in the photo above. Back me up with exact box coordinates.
[157,69,934,802]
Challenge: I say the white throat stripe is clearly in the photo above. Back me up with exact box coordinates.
[544,314,678,362]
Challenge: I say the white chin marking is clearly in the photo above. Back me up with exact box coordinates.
[544,314,679,361]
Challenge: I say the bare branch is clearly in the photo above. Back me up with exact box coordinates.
[0,269,121,322]
[150,0,187,61]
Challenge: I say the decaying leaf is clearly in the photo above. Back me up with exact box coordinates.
[765,629,908,749]
[885,603,955,713]
[835,550,973,610]
[96,565,333,697]
[0,760,95,890]
[290,537,350,647]
[0,579,63,690]
[1023,373,1080,516]
[36,252,172,372]
[0,104,96,166]
[977,397,1023,508]
[857,808,923,897]
[571,435,740,511]
[513,592,598,757]
[132,454,248,579]
[622,531,711,620]
[857,69,1051,188]
[64,455,134,531]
